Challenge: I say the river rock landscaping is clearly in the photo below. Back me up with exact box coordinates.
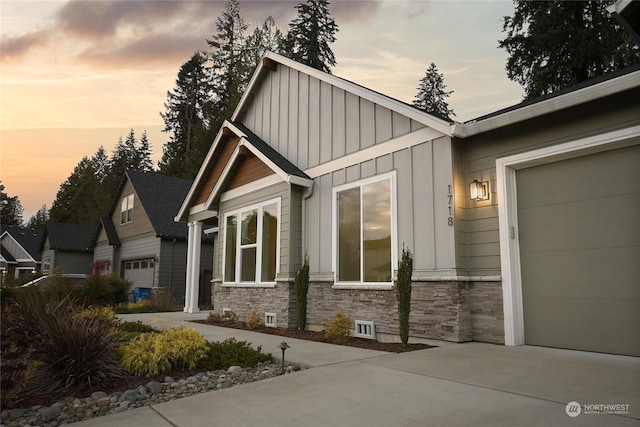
[0,362,298,427]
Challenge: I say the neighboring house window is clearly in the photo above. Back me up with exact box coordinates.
[223,198,280,284]
[42,256,51,274]
[333,172,396,285]
[120,194,134,224]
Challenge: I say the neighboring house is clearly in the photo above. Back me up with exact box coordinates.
[40,222,95,275]
[93,170,213,304]
[0,226,44,284]
[177,52,639,357]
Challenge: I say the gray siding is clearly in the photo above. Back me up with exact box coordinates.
[216,182,293,280]
[118,235,161,285]
[159,239,214,304]
[461,89,640,276]
[238,65,426,170]
[305,136,458,278]
[53,252,93,275]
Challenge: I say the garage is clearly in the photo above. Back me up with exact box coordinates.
[123,258,155,289]
[516,143,640,356]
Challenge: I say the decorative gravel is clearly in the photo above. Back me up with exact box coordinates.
[0,362,300,427]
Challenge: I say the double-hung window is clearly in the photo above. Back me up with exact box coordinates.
[120,194,134,224]
[223,198,280,284]
[333,172,396,286]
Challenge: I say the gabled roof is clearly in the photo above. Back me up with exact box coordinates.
[0,226,44,262]
[99,216,121,247]
[175,120,313,222]
[45,223,96,252]
[126,171,195,239]
[233,51,453,135]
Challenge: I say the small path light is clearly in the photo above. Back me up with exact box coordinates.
[279,341,290,374]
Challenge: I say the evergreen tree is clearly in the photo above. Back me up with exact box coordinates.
[0,182,24,226]
[49,157,102,224]
[207,0,249,121]
[499,1,640,99]
[159,51,212,178]
[283,0,338,73]
[246,16,284,71]
[412,62,455,121]
[25,205,49,228]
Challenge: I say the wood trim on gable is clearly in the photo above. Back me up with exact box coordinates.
[194,136,240,205]
[227,152,275,190]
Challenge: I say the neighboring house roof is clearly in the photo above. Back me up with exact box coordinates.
[99,216,121,247]
[45,222,96,252]
[0,226,44,262]
[126,171,196,239]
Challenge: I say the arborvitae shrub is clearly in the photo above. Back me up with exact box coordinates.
[395,247,413,346]
[294,255,310,330]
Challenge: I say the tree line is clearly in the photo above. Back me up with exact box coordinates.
[2,0,637,228]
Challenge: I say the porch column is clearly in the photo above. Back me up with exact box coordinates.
[184,221,202,313]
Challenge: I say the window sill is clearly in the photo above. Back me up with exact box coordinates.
[332,283,394,291]
[221,282,277,288]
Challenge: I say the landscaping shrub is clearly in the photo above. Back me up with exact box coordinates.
[120,326,209,376]
[118,320,157,333]
[207,311,222,322]
[395,246,413,346]
[245,308,262,330]
[222,310,238,323]
[324,312,352,343]
[294,255,310,330]
[0,344,41,407]
[201,338,271,370]
[112,298,180,314]
[82,274,130,305]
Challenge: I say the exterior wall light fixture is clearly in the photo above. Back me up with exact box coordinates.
[470,180,490,201]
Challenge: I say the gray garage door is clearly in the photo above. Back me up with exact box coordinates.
[517,143,640,356]
[123,258,155,288]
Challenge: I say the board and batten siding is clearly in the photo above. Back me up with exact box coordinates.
[461,89,640,276]
[238,65,425,171]
[305,136,458,278]
[215,182,293,280]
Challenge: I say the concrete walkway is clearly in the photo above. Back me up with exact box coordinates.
[72,312,640,426]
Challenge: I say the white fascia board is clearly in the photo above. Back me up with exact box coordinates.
[232,51,452,135]
[460,70,640,137]
[305,127,444,179]
[220,175,282,203]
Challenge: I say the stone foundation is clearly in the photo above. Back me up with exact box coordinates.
[209,279,504,344]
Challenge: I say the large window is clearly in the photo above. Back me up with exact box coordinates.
[334,173,395,285]
[120,194,134,224]
[223,199,280,284]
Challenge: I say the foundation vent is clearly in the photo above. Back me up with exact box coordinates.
[265,312,277,328]
[355,320,376,339]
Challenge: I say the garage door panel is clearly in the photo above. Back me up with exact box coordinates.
[521,247,640,299]
[523,298,640,356]
[517,144,640,356]
[516,144,640,209]
[518,193,640,252]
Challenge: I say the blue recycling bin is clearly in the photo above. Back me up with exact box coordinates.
[134,287,151,302]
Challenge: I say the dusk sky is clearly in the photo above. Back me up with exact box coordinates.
[0,0,523,220]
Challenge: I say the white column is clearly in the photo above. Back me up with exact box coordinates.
[185,221,203,313]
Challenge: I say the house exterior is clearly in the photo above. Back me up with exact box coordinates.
[93,170,213,304]
[40,222,95,275]
[0,226,44,284]
[177,52,639,357]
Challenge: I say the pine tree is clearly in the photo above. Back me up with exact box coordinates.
[412,62,455,121]
[207,0,249,121]
[25,205,49,228]
[159,51,211,178]
[49,157,102,224]
[0,182,24,226]
[499,1,640,99]
[246,16,284,71]
[283,0,339,73]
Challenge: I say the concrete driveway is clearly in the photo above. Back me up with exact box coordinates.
[72,312,639,426]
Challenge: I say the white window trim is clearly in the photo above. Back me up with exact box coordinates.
[331,171,398,289]
[221,197,281,286]
[120,194,134,225]
[496,125,640,347]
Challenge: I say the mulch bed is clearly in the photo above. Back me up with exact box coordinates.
[191,319,435,353]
